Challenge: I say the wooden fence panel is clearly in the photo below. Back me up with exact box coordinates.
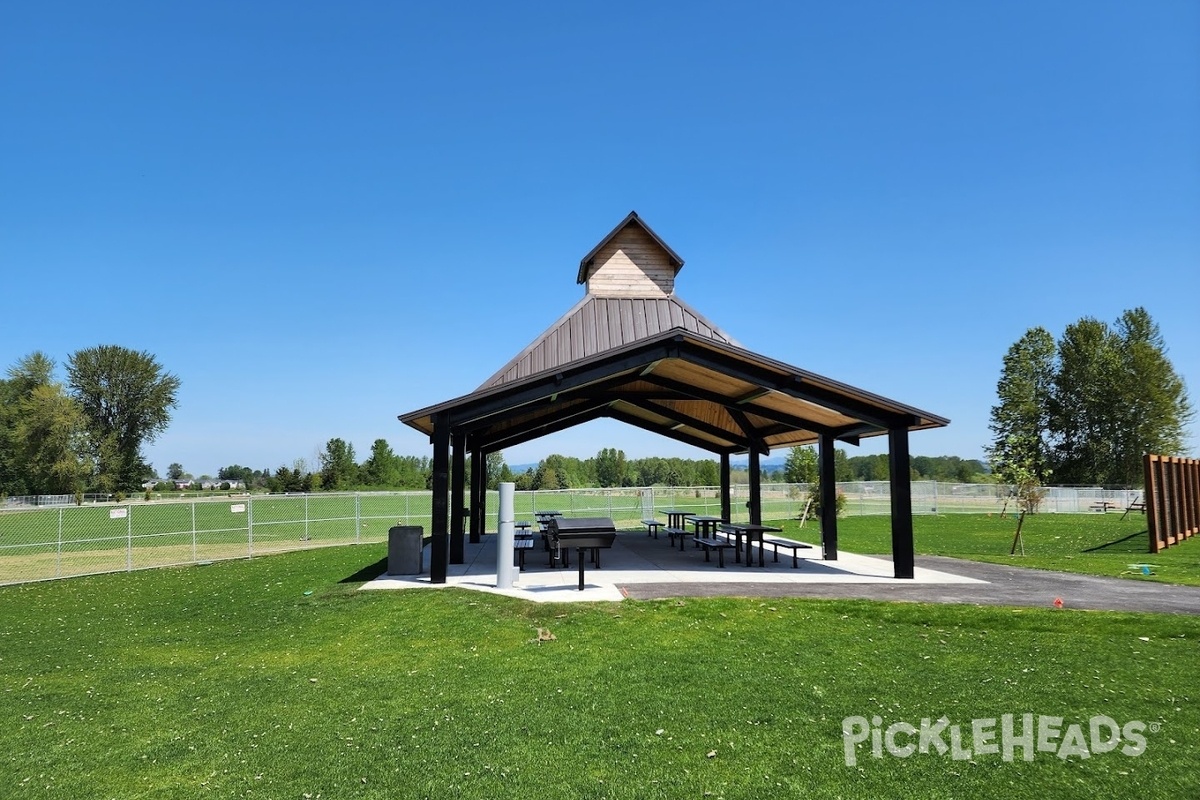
[1146,454,1200,553]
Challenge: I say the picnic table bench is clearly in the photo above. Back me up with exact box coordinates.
[665,527,689,550]
[762,537,814,568]
[1089,501,1119,513]
[693,536,735,567]
[642,519,663,539]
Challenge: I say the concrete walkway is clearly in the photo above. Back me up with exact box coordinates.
[621,554,1200,616]
[360,530,1200,615]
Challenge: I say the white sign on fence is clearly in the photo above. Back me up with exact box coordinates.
[230,504,246,513]
[109,508,128,519]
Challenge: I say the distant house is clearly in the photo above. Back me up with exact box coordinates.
[200,479,245,490]
[174,480,193,490]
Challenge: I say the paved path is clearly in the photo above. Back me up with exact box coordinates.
[619,555,1200,615]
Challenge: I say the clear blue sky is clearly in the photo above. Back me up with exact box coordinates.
[2,1,1197,477]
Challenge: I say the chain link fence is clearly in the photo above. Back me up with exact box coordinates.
[0,483,1142,586]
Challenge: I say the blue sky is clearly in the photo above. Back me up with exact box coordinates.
[2,1,1197,477]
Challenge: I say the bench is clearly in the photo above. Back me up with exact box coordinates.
[664,527,688,550]
[642,519,663,539]
[762,537,814,568]
[1121,501,1146,520]
[514,535,535,571]
[1089,501,1118,513]
[693,536,736,567]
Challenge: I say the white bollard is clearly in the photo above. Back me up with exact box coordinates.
[496,482,515,588]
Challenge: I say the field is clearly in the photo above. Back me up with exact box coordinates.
[2,489,1194,588]
[1,544,1198,799]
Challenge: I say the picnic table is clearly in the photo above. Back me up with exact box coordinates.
[658,509,693,529]
[718,522,781,566]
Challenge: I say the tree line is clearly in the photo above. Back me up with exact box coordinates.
[0,348,180,498]
[178,443,987,495]
[988,307,1192,489]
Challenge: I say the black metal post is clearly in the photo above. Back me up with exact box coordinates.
[430,411,450,584]
[749,449,762,525]
[469,447,483,543]
[819,432,838,561]
[720,452,731,522]
[888,427,915,579]
[450,434,465,564]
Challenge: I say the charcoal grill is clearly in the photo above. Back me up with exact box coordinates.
[547,516,617,590]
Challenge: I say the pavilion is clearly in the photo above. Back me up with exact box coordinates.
[399,212,949,583]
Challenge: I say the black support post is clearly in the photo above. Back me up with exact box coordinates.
[748,449,762,525]
[819,432,838,561]
[469,447,483,543]
[888,427,915,579]
[720,453,731,522]
[430,412,450,584]
[450,434,465,564]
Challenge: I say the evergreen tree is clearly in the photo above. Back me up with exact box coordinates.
[987,327,1056,485]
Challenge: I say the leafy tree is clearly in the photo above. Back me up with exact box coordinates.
[486,451,507,490]
[987,327,1056,485]
[67,345,180,492]
[694,459,719,486]
[318,438,357,490]
[217,464,254,484]
[167,463,186,481]
[12,382,90,494]
[593,447,627,487]
[783,446,818,484]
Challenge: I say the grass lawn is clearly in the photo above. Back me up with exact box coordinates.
[2,544,1198,799]
[774,512,1200,587]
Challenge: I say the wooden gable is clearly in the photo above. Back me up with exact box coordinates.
[576,211,684,298]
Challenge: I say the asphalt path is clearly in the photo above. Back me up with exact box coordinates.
[618,555,1200,615]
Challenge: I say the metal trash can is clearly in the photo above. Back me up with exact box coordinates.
[387,525,424,575]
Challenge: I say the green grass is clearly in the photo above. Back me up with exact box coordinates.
[2,545,1198,799]
[774,513,1200,587]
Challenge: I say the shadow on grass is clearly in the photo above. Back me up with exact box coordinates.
[1082,530,1148,553]
[340,556,388,584]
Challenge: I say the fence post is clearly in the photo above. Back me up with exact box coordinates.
[355,493,361,544]
[248,496,254,557]
[126,504,133,572]
[57,507,63,579]
[191,501,197,562]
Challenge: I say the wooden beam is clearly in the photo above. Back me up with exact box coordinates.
[640,374,867,443]
[726,408,769,454]
[622,398,753,451]
[605,408,736,454]
[478,403,612,451]
[675,347,912,429]
[448,345,672,428]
